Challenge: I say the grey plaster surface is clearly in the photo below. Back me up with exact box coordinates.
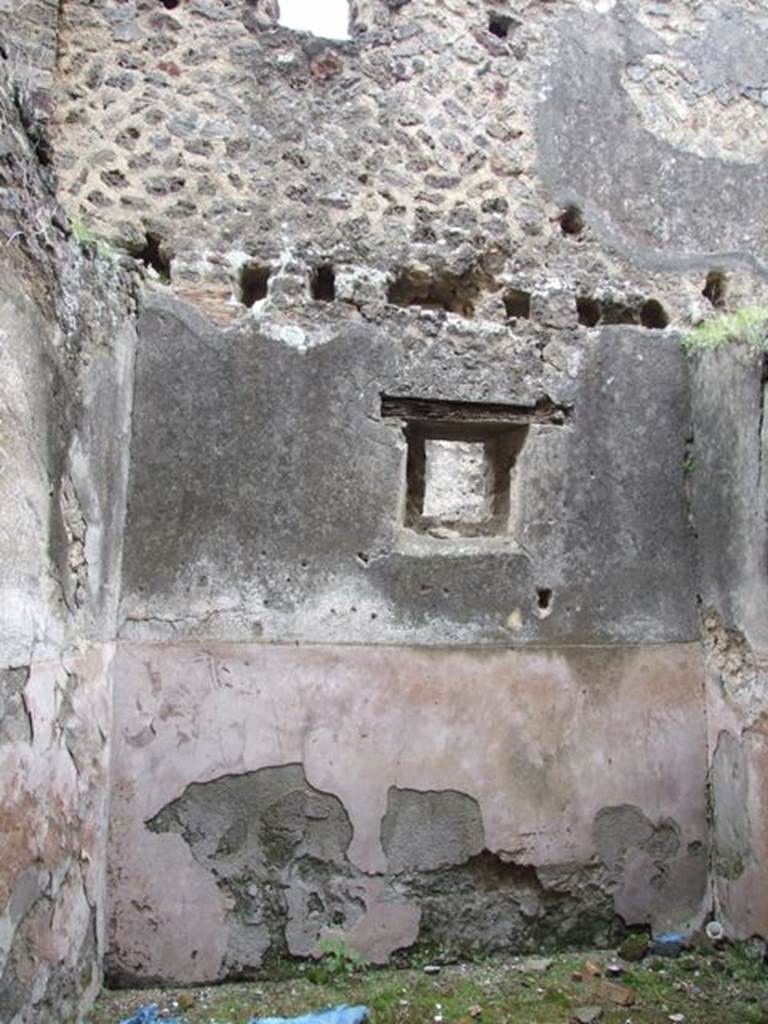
[120,296,697,646]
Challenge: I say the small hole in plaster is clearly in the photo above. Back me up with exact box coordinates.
[161,0,180,8]
[560,205,584,236]
[536,587,553,618]
[311,264,336,302]
[488,13,513,38]
[503,288,531,320]
[238,262,271,307]
[640,298,669,329]
[577,295,601,327]
[703,270,727,309]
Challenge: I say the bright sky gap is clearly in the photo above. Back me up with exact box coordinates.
[278,0,351,40]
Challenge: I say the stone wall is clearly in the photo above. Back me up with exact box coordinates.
[0,11,138,1018]
[51,0,768,327]
[97,0,749,983]
[2,0,768,1016]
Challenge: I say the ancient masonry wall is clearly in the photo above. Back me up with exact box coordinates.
[1,0,768,1018]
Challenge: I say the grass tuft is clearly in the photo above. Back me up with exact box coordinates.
[683,306,768,352]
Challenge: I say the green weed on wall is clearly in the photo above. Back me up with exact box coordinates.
[683,307,768,352]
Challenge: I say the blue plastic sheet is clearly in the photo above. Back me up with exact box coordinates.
[118,1003,368,1024]
[120,1006,179,1024]
[248,1007,369,1024]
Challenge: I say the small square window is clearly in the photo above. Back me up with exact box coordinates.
[404,426,527,536]
[381,394,569,540]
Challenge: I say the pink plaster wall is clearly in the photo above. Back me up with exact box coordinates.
[706,670,768,939]
[108,640,708,982]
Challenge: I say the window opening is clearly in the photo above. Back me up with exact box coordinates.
[382,396,569,538]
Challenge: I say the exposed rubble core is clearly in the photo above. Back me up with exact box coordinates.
[1,0,768,1019]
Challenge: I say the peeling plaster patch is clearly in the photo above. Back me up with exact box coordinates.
[701,609,768,722]
[711,731,751,881]
[58,474,88,610]
[147,774,638,969]
[622,8,768,165]
[0,666,33,744]
[381,788,484,872]
[385,850,617,955]
[108,643,709,979]
[146,764,368,972]
[320,877,421,965]
[594,805,706,932]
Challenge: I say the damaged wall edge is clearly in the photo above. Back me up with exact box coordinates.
[689,345,768,940]
[0,4,141,1014]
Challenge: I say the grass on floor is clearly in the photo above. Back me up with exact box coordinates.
[86,944,768,1024]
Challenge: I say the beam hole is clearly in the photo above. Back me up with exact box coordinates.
[577,295,601,327]
[129,232,172,282]
[388,267,489,317]
[503,288,531,320]
[311,264,336,302]
[703,270,727,309]
[488,13,514,38]
[238,262,271,307]
[640,298,669,329]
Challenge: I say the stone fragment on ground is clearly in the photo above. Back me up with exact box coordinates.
[515,956,553,973]
[572,1008,603,1024]
[590,979,636,1006]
